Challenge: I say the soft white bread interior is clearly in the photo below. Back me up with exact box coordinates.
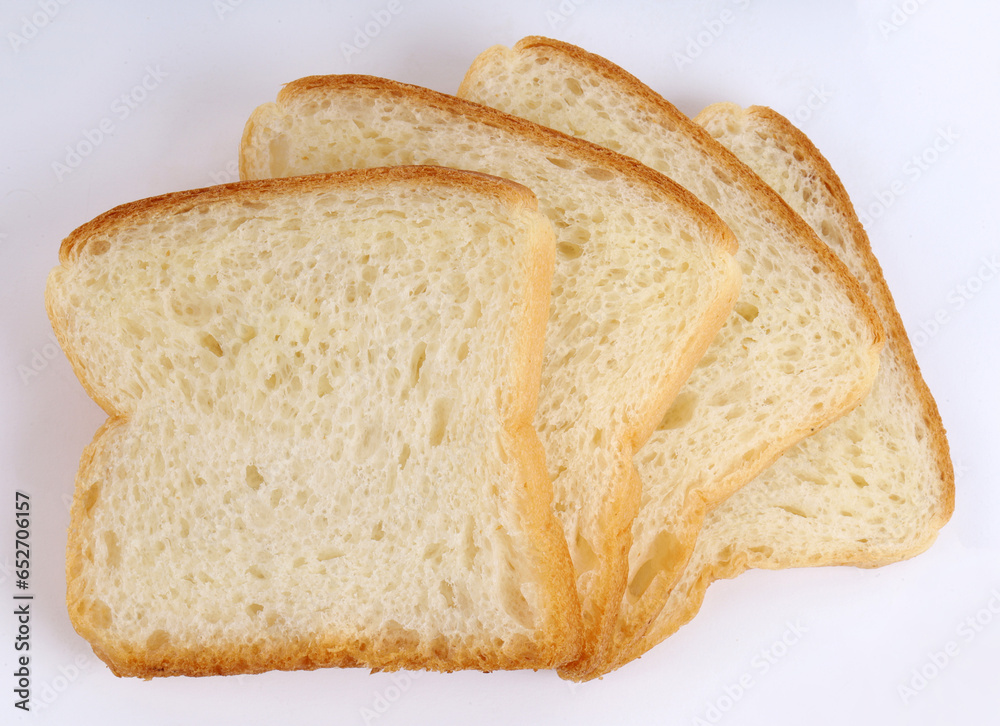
[46,166,584,677]
[239,74,742,675]
[615,103,954,669]
[457,37,885,678]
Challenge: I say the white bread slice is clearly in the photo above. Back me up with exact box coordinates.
[239,75,742,675]
[457,37,885,678]
[47,166,584,677]
[614,104,954,668]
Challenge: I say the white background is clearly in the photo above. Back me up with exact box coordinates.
[2,1,998,724]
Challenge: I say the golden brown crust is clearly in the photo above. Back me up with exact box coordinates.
[59,165,541,264]
[499,37,883,353]
[557,250,741,680]
[243,73,738,257]
[736,105,954,533]
[53,166,585,677]
[504,212,584,664]
[478,36,884,681]
[591,102,955,678]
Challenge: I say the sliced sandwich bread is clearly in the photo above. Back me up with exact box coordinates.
[47,166,583,677]
[457,36,885,678]
[239,75,742,675]
[612,104,954,669]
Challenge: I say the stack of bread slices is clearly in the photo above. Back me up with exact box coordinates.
[48,36,952,681]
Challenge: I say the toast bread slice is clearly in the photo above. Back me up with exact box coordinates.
[239,75,742,675]
[613,104,954,668]
[48,166,583,677]
[457,37,885,678]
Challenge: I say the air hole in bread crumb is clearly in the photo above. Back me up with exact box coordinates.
[199,332,223,357]
[245,465,265,491]
[81,484,101,515]
[583,166,614,181]
[246,603,264,617]
[628,529,682,600]
[439,581,456,607]
[121,317,148,340]
[502,583,536,631]
[574,531,599,574]
[851,474,869,489]
[371,521,385,541]
[423,542,445,562]
[463,516,479,568]
[146,629,170,651]
[398,444,410,468]
[564,77,583,96]
[557,241,583,260]
[89,600,113,629]
[103,531,120,567]
[658,392,698,431]
[89,238,110,255]
[779,505,808,518]
[701,178,721,204]
[464,299,482,328]
[429,399,452,446]
[409,342,427,388]
[247,565,266,579]
[735,302,759,323]
[317,548,344,561]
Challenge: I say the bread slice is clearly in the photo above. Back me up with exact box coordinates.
[457,37,885,677]
[239,75,742,675]
[612,103,954,668]
[47,166,586,677]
